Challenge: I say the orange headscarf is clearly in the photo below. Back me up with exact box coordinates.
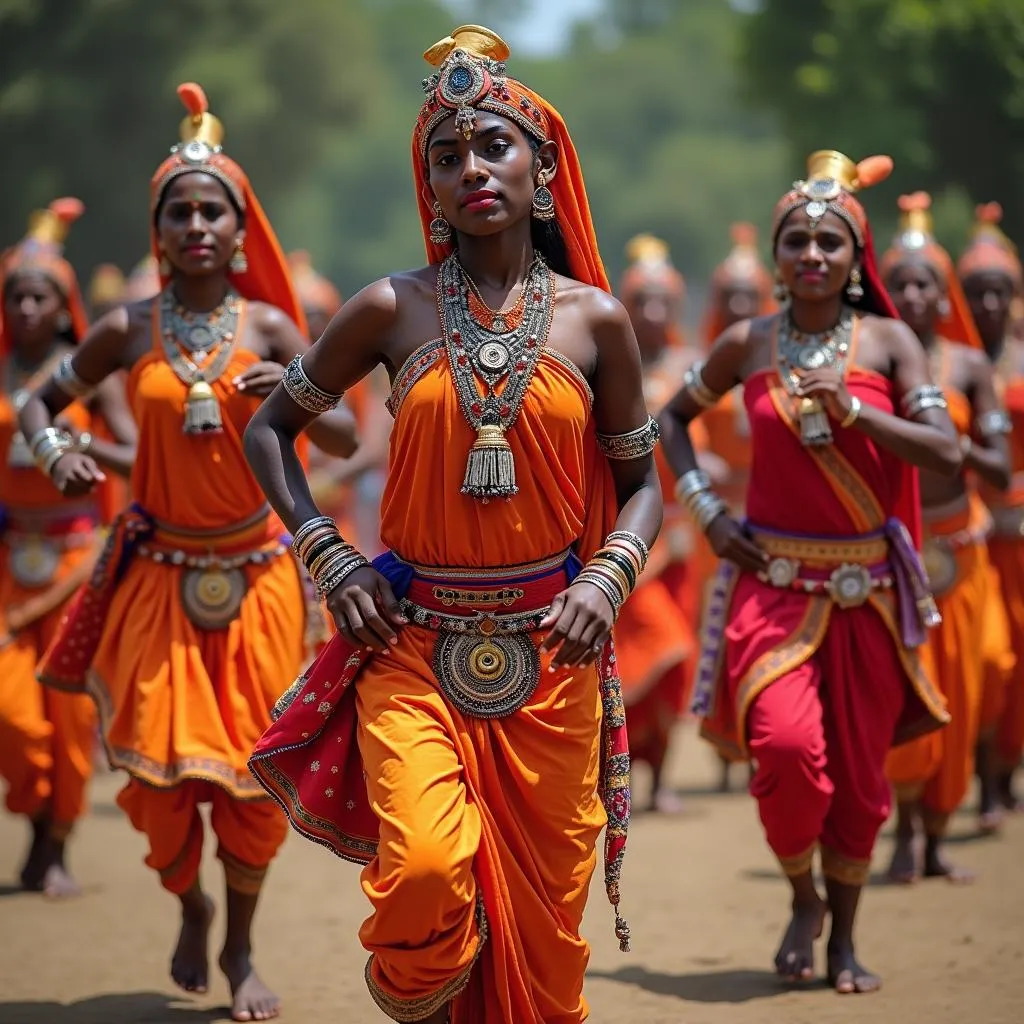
[288,251,343,319]
[0,198,89,354]
[880,192,982,349]
[411,26,609,293]
[700,222,775,344]
[957,202,1022,289]
[619,234,685,347]
[150,83,306,335]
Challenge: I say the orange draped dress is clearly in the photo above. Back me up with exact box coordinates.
[0,391,98,837]
[886,383,993,822]
[252,341,626,1024]
[985,375,1024,773]
[45,312,305,893]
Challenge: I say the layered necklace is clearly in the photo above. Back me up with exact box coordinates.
[437,254,554,500]
[775,305,854,447]
[159,286,241,435]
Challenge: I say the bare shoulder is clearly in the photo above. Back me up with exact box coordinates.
[860,312,918,351]
[556,277,628,330]
[246,300,297,334]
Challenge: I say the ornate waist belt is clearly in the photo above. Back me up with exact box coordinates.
[1,505,100,588]
[748,520,938,648]
[379,550,574,719]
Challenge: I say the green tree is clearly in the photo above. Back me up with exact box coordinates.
[741,0,1024,247]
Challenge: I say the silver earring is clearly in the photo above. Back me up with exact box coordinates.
[532,172,555,222]
[229,240,248,274]
[773,270,789,303]
[429,202,452,245]
[846,265,864,302]
[54,310,72,333]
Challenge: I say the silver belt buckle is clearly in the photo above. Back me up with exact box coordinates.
[826,563,873,608]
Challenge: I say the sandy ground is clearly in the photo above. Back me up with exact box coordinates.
[1,724,1022,1024]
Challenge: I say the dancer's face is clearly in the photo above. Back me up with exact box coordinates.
[156,173,243,277]
[775,208,857,304]
[3,270,66,349]
[886,260,943,339]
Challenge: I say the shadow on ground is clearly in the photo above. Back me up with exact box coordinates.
[586,964,800,1004]
[0,993,230,1024]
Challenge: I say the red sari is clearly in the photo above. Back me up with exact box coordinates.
[694,365,948,883]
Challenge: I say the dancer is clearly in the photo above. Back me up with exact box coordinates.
[882,192,1011,881]
[20,84,355,1021]
[0,199,135,898]
[659,150,956,993]
[959,203,1024,814]
[246,26,660,1023]
[614,234,694,812]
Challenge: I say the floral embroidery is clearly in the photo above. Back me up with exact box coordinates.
[309,760,320,773]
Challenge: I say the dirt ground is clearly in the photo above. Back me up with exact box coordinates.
[1,724,1022,1024]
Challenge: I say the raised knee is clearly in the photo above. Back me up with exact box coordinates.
[387,830,473,901]
[750,719,823,776]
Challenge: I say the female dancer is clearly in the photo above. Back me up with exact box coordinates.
[882,192,1011,880]
[0,199,135,897]
[659,151,957,993]
[245,25,660,1024]
[20,84,355,1021]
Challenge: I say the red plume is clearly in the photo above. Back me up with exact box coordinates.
[855,155,894,189]
[730,222,758,247]
[897,191,931,213]
[49,197,85,226]
[177,82,209,117]
[976,202,1003,225]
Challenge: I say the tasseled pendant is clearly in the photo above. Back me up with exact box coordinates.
[798,397,833,447]
[461,422,517,500]
[917,592,942,630]
[183,380,223,435]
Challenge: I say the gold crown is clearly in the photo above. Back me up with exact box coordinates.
[423,24,510,68]
[626,234,671,266]
[805,150,859,192]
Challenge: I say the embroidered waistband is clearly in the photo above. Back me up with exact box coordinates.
[751,528,889,568]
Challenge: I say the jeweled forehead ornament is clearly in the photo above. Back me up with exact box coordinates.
[416,25,549,161]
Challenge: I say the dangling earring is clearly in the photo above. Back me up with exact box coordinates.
[937,296,951,318]
[230,240,248,274]
[773,269,789,303]
[159,252,172,276]
[532,171,555,222]
[846,264,864,302]
[54,310,71,333]
[429,202,452,245]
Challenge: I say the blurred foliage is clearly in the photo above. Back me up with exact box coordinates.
[1,0,1019,316]
[742,0,1024,250]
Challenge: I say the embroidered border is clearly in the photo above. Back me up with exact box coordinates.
[386,339,444,417]
[543,349,595,408]
[690,561,738,718]
[820,845,870,886]
[778,844,816,877]
[218,845,269,895]
[364,892,489,1022]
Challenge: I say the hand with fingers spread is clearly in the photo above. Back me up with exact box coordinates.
[50,451,106,497]
[324,566,408,654]
[795,367,853,423]
[539,582,615,671]
[706,514,769,574]
[234,361,286,398]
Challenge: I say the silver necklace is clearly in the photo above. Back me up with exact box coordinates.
[160,286,240,359]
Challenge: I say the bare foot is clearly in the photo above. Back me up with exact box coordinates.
[219,948,281,1021]
[774,898,826,982]
[42,863,82,899]
[923,841,975,884]
[652,788,686,815]
[827,944,882,994]
[977,807,1003,836]
[172,894,215,994]
[885,835,918,885]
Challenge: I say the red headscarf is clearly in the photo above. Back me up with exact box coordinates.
[700,222,775,345]
[150,83,306,335]
[957,202,1022,289]
[772,150,898,320]
[880,192,982,349]
[288,251,343,319]
[0,197,89,354]
[411,26,609,293]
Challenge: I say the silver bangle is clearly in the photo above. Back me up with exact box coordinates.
[282,356,343,414]
[675,469,711,503]
[596,416,661,460]
[605,530,650,568]
[53,353,95,399]
[901,384,947,419]
[683,360,724,410]
[978,409,1012,438]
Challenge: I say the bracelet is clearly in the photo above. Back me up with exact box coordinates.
[596,416,661,460]
[605,530,650,569]
[674,469,711,504]
[683,360,724,410]
[292,516,338,557]
[977,409,1012,438]
[840,396,861,429]
[28,428,74,478]
[282,356,344,414]
[571,569,625,621]
[53,353,95,399]
[316,554,371,598]
[901,384,947,420]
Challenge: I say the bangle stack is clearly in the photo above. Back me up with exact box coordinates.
[901,384,947,420]
[292,515,370,598]
[674,468,727,533]
[28,428,74,477]
[571,530,649,621]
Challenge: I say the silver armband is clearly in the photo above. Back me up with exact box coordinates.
[596,416,660,460]
[282,355,343,414]
[977,409,1012,438]
[683,360,724,410]
[54,353,95,399]
[901,384,947,419]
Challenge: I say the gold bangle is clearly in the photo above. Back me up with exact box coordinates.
[840,396,861,429]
